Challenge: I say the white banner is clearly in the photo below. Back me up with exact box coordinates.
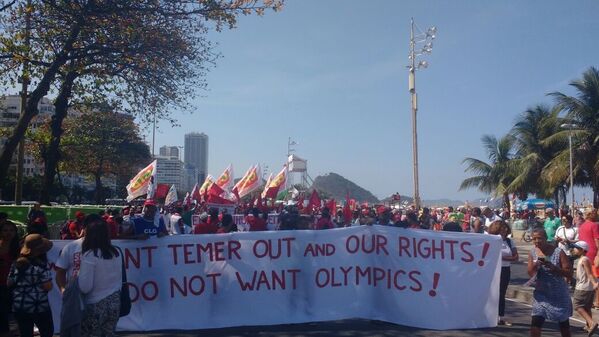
[47,226,501,331]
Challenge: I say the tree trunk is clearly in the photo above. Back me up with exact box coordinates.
[94,173,104,205]
[0,22,82,182]
[594,187,599,209]
[503,193,510,213]
[40,71,78,204]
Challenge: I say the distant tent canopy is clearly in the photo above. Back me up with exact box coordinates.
[514,198,555,211]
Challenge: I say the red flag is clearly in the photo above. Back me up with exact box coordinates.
[343,192,352,224]
[190,184,201,202]
[154,184,170,199]
[327,199,336,213]
[207,181,225,197]
[206,194,236,205]
[307,190,321,214]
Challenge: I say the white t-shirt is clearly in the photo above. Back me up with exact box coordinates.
[554,226,578,256]
[484,214,502,228]
[55,238,84,281]
[78,250,122,304]
[500,238,516,267]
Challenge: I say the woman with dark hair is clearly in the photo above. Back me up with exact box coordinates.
[527,227,573,337]
[1,221,20,337]
[487,220,518,326]
[78,214,123,337]
[217,214,237,233]
[7,234,54,337]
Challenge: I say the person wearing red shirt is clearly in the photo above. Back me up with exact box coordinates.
[64,211,86,239]
[194,213,218,234]
[246,208,267,231]
[315,208,334,230]
[578,209,599,307]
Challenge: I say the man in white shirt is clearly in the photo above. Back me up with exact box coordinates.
[55,237,84,293]
[483,207,502,229]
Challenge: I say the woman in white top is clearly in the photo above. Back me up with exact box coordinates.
[488,220,519,326]
[78,214,123,337]
[554,215,578,256]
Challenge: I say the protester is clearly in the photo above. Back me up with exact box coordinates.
[487,220,518,326]
[7,234,54,337]
[482,207,501,229]
[26,202,46,226]
[543,208,561,243]
[574,211,585,228]
[554,215,578,257]
[27,216,48,238]
[217,214,237,234]
[469,207,485,233]
[78,215,122,337]
[315,207,334,230]
[0,221,20,337]
[418,207,435,230]
[571,241,599,335]
[442,221,462,232]
[527,228,572,337]
[62,211,86,239]
[194,212,218,234]
[131,199,168,238]
[577,209,599,308]
[246,208,267,231]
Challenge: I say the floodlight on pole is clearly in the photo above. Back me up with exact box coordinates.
[408,18,437,210]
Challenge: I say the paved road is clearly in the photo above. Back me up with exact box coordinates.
[116,236,591,337]
[117,300,587,337]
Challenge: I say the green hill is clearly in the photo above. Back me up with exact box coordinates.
[311,172,379,203]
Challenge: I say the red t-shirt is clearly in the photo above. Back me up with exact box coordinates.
[246,216,267,231]
[579,220,599,259]
[315,217,334,230]
[194,221,218,234]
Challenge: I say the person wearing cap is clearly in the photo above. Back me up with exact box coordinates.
[7,234,54,337]
[131,199,167,238]
[571,240,599,335]
[543,208,561,243]
[64,211,86,240]
[193,212,218,234]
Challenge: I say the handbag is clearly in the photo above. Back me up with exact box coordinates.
[117,247,131,317]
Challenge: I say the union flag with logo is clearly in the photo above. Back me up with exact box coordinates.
[126,160,157,201]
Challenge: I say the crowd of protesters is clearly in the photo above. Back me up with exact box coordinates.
[1,199,599,336]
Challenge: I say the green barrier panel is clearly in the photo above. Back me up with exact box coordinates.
[0,206,30,224]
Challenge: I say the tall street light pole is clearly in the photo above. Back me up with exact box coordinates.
[408,18,436,210]
[561,123,577,212]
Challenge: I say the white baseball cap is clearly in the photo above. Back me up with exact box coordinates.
[574,241,589,252]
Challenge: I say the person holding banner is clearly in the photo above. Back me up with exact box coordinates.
[528,228,573,337]
[487,220,518,326]
[78,214,123,337]
[130,200,167,238]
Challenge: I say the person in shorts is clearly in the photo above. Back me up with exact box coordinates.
[572,240,599,335]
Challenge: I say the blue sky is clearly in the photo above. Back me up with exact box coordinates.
[151,0,599,202]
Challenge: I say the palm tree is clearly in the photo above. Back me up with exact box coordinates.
[549,67,599,207]
[508,105,567,206]
[460,134,517,210]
